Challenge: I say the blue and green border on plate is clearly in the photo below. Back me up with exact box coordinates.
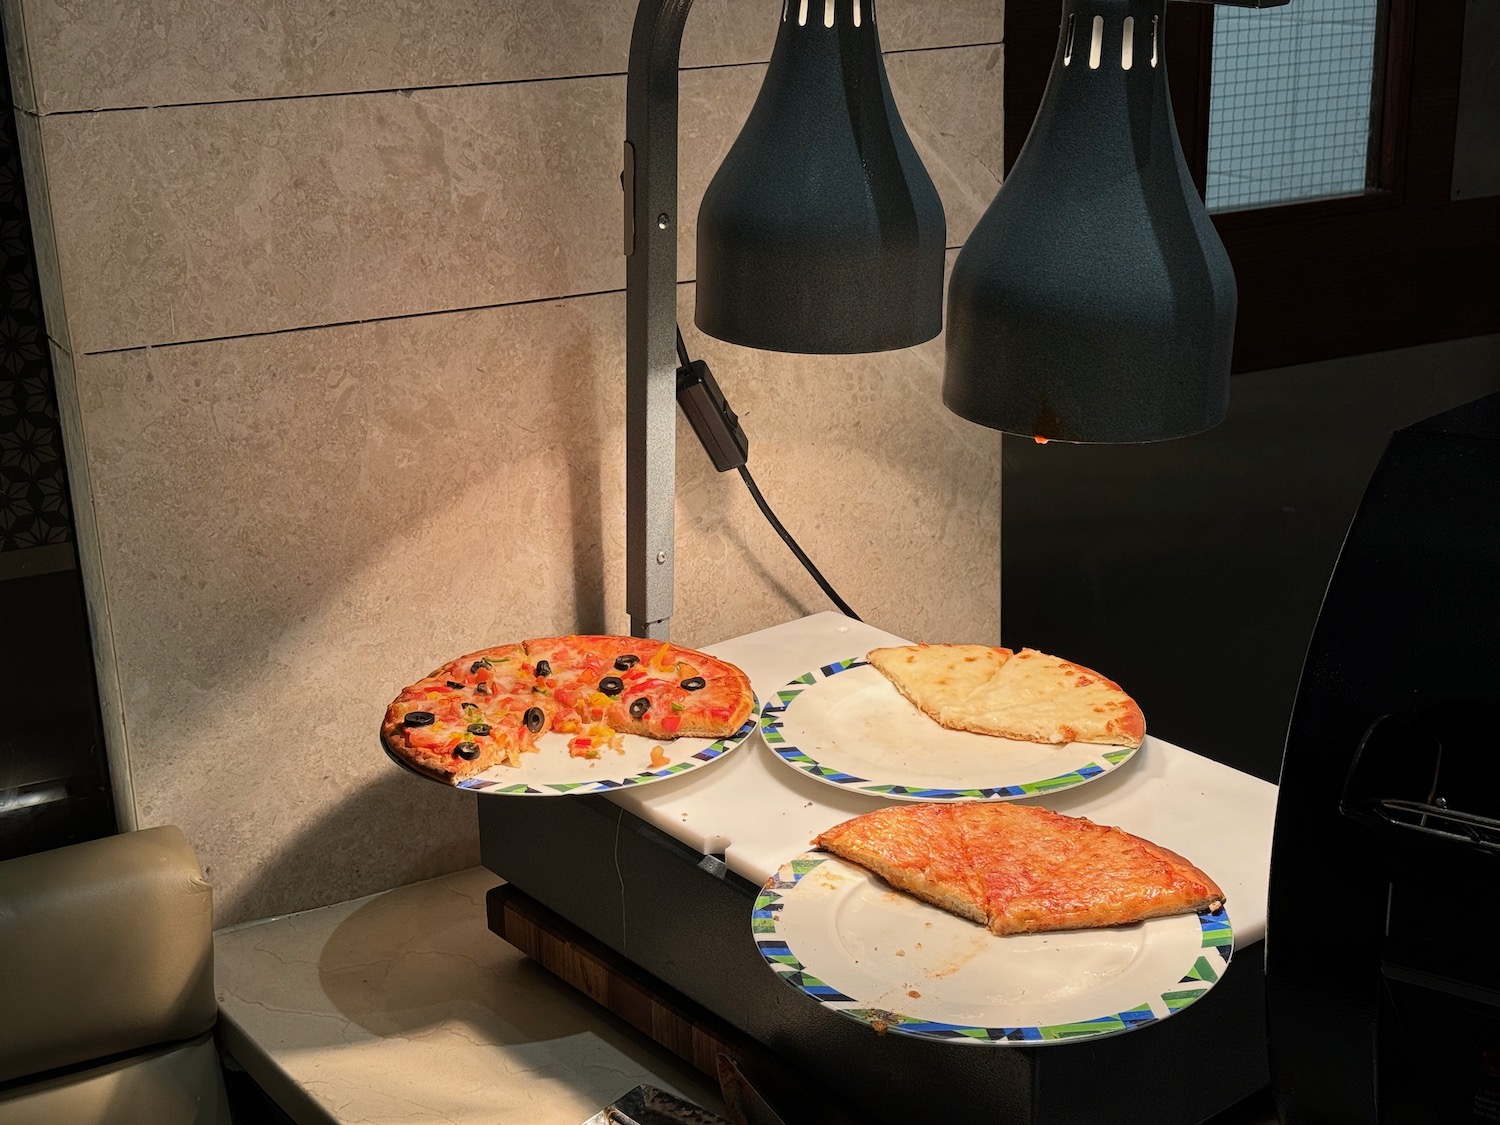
[759,659,1138,801]
[453,696,760,796]
[752,852,1234,1045]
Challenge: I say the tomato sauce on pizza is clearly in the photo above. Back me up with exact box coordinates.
[813,802,1224,936]
[382,635,754,783]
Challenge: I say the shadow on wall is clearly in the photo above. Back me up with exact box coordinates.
[225,769,480,926]
[104,299,624,926]
[563,327,608,634]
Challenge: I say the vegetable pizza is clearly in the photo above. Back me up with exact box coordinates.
[383,635,754,783]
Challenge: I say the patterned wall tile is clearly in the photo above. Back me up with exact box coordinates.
[3,0,1001,113]
[0,36,66,555]
[8,0,1004,920]
[71,267,997,924]
[39,45,1002,355]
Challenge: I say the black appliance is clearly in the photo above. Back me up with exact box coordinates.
[1267,391,1500,1124]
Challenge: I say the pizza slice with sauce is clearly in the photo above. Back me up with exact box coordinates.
[383,678,548,781]
[431,643,533,696]
[382,635,755,780]
[526,635,753,742]
[813,802,1224,936]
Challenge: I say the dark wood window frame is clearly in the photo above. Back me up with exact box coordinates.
[1003,0,1500,374]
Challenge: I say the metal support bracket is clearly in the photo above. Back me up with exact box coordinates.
[624,0,695,641]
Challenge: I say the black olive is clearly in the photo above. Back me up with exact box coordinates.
[523,707,545,733]
[474,683,489,695]
[445,680,465,690]
[470,658,492,673]
[535,659,552,677]
[599,676,624,696]
[453,741,481,760]
[466,722,491,736]
[629,697,650,719]
[402,711,436,727]
[614,654,640,671]
[681,676,706,691]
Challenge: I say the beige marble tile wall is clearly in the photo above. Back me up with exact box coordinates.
[3,0,1004,926]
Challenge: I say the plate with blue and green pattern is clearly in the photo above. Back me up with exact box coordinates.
[385,697,759,797]
[759,659,1140,802]
[753,851,1233,1045]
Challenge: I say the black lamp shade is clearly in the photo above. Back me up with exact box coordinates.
[943,0,1236,443]
[695,0,946,354]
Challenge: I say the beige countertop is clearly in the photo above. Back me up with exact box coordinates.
[213,866,726,1125]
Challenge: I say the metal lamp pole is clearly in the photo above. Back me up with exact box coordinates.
[623,0,694,641]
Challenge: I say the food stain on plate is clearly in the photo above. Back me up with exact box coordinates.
[814,867,851,893]
[921,933,992,979]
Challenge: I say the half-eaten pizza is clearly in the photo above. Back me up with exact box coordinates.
[813,802,1224,936]
[382,635,753,783]
[866,644,1145,748]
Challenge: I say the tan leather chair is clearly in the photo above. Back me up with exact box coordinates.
[0,825,231,1124]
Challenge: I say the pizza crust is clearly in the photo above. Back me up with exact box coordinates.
[814,802,1223,937]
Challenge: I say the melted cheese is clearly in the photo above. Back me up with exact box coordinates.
[867,645,1144,748]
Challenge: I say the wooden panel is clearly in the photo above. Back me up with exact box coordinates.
[487,883,868,1125]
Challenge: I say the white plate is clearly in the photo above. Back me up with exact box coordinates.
[383,697,759,796]
[760,659,1139,801]
[753,852,1233,1044]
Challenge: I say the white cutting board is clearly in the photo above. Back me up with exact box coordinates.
[607,612,1277,949]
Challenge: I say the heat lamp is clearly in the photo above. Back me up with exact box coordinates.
[625,0,1280,638]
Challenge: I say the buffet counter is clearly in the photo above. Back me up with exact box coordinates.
[610,612,1276,948]
[213,866,726,1124]
[216,613,1280,1124]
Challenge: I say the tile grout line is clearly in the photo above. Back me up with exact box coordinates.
[82,242,973,358]
[35,40,1004,118]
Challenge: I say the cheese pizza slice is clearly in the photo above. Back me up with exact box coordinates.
[813,802,1224,937]
[867,644,1145,748]
[865,644,1013,725]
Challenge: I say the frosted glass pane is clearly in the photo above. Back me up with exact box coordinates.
[1207,1,1381,212]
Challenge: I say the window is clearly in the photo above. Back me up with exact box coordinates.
[1207,0,1382,211]
[1005,0,1499,372]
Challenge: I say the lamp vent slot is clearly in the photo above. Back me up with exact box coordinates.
[1088,15,1104,69]
[1151,15,1159,67]
[1063,13,1076,66]
[1122,15,1134,70]
[785,1,871,32]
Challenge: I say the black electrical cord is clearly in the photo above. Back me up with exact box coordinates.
[675,326,862,622]
[736,462,862,622]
